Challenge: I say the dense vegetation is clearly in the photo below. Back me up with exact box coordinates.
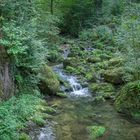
[0,0,140,139]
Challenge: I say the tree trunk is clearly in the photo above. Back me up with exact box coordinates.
[0,45,14,100]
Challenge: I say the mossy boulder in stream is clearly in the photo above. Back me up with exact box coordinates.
[108,57,124,67]
[115,81,140,120]
[63,57,78,68]
[39,65,60,95]
[102,67,125,85]
[87,125,106,139]
[89,83,115,99]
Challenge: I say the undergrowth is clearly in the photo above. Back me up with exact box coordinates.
[0,94,48,140]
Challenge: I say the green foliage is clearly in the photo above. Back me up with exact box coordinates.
[115,2,140,81]
[0,0,62,96]
[60,0,94,36]
[19,133,31,140]
[79,25,114,50]
[0,94,47,139]
[87,125,106,139]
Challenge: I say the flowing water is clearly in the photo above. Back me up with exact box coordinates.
[29,64,140,140]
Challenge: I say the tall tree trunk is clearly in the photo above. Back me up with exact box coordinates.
[0,45,14,100]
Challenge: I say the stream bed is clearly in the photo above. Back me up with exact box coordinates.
[29,64,140,140]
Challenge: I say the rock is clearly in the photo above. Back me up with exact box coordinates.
[87,125,106,139]
[108,57,124,67]
[38,65,60,95]
[85,72,96,82]
[115,81,140,121]
[89,82,115,99]
[63,57,78,68]
[102,67,125,84]
[87,57,101,63]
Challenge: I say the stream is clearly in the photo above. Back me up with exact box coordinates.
[29,64,140,140]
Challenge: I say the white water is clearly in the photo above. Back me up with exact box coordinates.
[67,76,90,96]
[53,64,91,97]
[38,126,55,140]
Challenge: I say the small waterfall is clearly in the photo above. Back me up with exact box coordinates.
[68,76,89,96]
[53,65,90,97]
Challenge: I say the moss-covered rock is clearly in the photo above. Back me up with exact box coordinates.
[56,92,67,98]
[102,67,125,84]
[65,66,80,74]
[19,133,31,140]
[63,57,78,68]
[85,71,96,82]
[39,65,60,95]
[87,125,106,139]
[89,83,115,99]
[115,81,140,120]
[108,57,124,67]
[32,116,46,126]
[87,57,101,63]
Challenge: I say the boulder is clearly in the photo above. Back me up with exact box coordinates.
[63,57,78,68]
[108,57,124,67]
[102,67,125,84]
[87,57,101,63]
[38,65,60,95]
[115,81,140,120]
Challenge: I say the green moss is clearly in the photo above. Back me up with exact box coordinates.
[87,125,106,139]
[57,92,67,98]
[89,83,115,99]
[32,116,46,126]
[39,65,60,95]
[108,57,124,67]
[131,112,140,121]
[87,57,101,63]
[65,66,80,74]
[102,67,125,84]
[19,133,31,140]
[63,57,78,68]
[115,81,140,118]
[44,106,56,114]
